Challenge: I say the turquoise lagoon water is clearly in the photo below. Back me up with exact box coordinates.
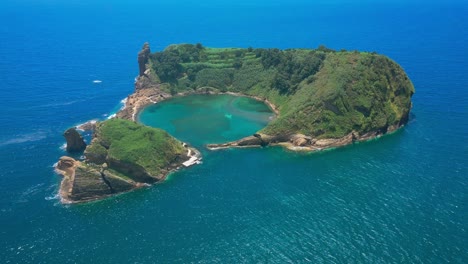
[1,1,467,263]
[139,94,274,147]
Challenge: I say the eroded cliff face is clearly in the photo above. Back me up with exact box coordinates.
[55,156,139,203]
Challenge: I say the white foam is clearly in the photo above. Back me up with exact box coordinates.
[75,119,98,131]
[93,80,102,83]
[0,131,48,147]
[106,97,127,120]
[59,143,66,151]
[45,193,60,201]
[16,183,46,203]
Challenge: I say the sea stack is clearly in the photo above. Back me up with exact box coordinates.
[63,127,87,152]
[137,42,151,76]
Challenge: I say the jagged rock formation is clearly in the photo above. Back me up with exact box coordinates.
[64,128,86,152]
[55,119,201,203]
[137,42,151,76]
[207,130,387,151]
[56,156,142,202]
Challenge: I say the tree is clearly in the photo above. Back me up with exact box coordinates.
[317,45,335,53]
[233,59,243,69]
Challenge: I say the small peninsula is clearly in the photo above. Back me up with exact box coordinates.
[56,42,414,203]
[56,119,200,203]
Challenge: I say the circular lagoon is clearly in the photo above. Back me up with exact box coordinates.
[138,94,274,147]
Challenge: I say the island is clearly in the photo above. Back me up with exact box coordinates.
[118,42,414,150]
[56,42,414,203]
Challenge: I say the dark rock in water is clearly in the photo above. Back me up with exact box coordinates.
[138,42,151,76]
[64,128,86,153]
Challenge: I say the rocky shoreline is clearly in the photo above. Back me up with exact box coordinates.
[206,125,403,152]
[114,75,279,122]
[113,64,405,153]
[55,42,413,204]
[56,119,202,204]
[55,144,201,204]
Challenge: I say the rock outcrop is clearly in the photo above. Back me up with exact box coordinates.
[137,42,151,76]
[116,83,170,120]
[55,156,137,202]
[64,128,86,153]
[76,120,97,131]
[207,131,385,151]
[55,119,201,203]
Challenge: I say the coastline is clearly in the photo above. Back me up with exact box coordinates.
[113,74,405,153]
[55,144,201,204]
[57,43,413,204]
[206,124,404,153]
[114,80,279,122]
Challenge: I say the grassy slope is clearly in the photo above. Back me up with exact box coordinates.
[149,44,414,139]
[89,119,186,176]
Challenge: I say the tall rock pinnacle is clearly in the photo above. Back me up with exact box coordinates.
[137,42,151,76]
[64,128,87,153]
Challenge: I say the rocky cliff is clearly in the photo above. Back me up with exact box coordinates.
[55,119,201,203]
[54,42,415,203]
[137,42,150,76]
[117,42,414,152]
[64,127,86,152]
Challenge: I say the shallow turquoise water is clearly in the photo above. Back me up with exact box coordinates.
[139,94,274,147]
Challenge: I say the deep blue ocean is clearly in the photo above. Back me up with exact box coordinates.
[0,1,467,263]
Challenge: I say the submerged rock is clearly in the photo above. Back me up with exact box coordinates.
[63,128,86,153]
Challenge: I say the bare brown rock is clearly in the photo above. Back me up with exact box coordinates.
[56,156,76,176]
[291,135,310,146]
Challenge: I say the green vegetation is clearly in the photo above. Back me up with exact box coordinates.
[89,119,186,177]
[148,43,414,138]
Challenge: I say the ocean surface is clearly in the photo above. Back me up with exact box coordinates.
[0,1,467,263]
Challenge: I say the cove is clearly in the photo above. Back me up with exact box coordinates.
[138,94,274,148]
